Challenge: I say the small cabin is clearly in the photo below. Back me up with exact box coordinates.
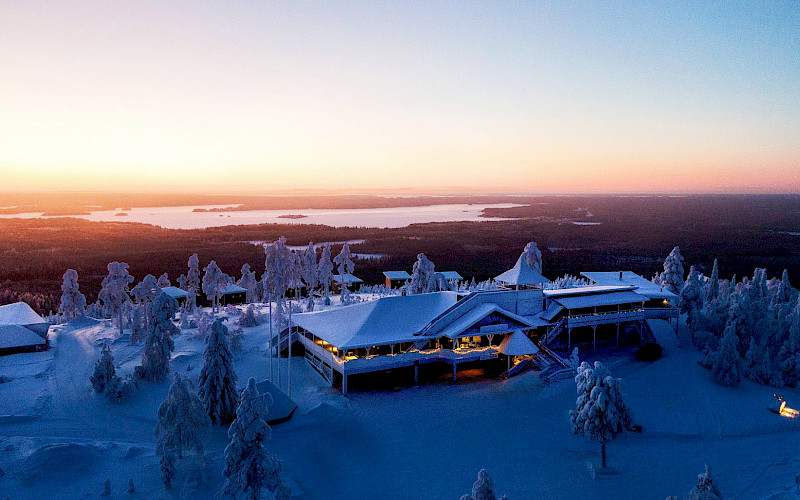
[161,286,188,307]
[383,271,412,289]
[331,274,364,294]
[435,271,464,286]
[0,302,50,355]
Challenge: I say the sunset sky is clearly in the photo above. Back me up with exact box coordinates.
[1,1,798,194]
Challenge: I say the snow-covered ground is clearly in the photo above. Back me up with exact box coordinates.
[2,309,800,499]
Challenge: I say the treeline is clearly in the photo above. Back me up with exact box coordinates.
[2,195,799,314]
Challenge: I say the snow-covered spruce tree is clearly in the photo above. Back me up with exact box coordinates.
[680,266,705,331]
[222,377,290,500]
[333,243,355,304]
[198,319,239,425]
[300,242,318,311]
[318,243,334,306]
[186,253,202,312]
[131,274,161,343]
[545,274,589,290]
[570,361,633,468]
[711,322,742,387]
[237,263,258,304]
[157,273,171,288]
[778,297,800,386]
[409,253,436,295]
[160,450,176,489]
[657,246,685,295]
[239,303,262,328]
[687,464,722,500]
[706,259,720,301]
[203,260,232,313]
[264,236,293,330]
[98,261,135,337]
[773,269,798,307]
[59,269,86,320]
[460,469,510,500]
[154,373,209,489]
[522,241,543,274]
[134,292,179,382]
[90,343,116,394]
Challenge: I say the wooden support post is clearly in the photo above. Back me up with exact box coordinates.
[592,325,596,350]
[414,363,419,384]
[616,322,620,347]
[568,328,572,351]
[452,362,457,382]
[342,373,347,396]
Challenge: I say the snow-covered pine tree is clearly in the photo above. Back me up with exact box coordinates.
[301,242,318,311]
[778,297,800,386]
[98,261,135,337]
[687,464,722,500]
[706,259,720,301]
[570,361,633,468]
[237,263,258,304]
[198,320,239,425]
[264,236,293,330]
[154,374,209,486]
[134,292,179,382]
[202,260,232,313]
[333,243,355,303]
[131,274,161,343]
[157,273,171,288]
[90,343,116,393]
[318,244,334,306]
[522,241,543,274]
[680,266,705,331]
[238,303,262,327]
[160,449,176,489]
[222,377,290,500]
[186,253,202,312]
[59,269,86,319]
[459,469,509,500]
[409,253,435,295]
[711,322,742,387]
[658,246,685,295]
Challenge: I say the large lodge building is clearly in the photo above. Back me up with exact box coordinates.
[281,253,679,394]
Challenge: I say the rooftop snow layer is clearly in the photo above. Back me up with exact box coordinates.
[291,292,459,349]
[161,286,188,298]
[498,329,539,356]
[331,273,364,284]
[434,302,534,339]
[580,271,679,300]
[495,254,550,286]
[551,290,647,310]
[383,271,412,280]
[542,285,635,297]
[436,271,464,281]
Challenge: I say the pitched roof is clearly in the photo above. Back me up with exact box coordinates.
[434,302,534,339]
[161,286,188,299]
[436,271,464,281]
[495,254,550,286]
[331,273,364,284]
[383,271,412,280]
[222,283,247,295]
[0,302,49,349]
[291,292,459,349]
[542,285,635,297]
[580,271,679,300]
[498,329,539,356]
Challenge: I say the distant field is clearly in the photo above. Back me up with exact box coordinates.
[1,194,799,314]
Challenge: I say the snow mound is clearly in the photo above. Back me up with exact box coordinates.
[305,402,343,423]
[22,443,105,484]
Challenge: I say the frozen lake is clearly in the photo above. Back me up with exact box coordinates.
[0,203,523,229]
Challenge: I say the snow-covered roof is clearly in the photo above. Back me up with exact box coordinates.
[542,285,635,297]
[434,302,534,339]
[331,274,364,284]
[0,324,47,349]
[498,330,539,356]
[436,271,464,281]
[540,303,565,322]
[291,292,459,349]
[0,302,49,349]
[495,254,550,286]
[161,286,188,299]
[579,271,679,300]
[222,283,247,295]
[0,301,46,326]
[383,271,412,280]
[551,290,647,310]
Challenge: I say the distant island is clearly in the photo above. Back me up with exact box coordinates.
[114,212,128,217]
[278,214,308,219]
